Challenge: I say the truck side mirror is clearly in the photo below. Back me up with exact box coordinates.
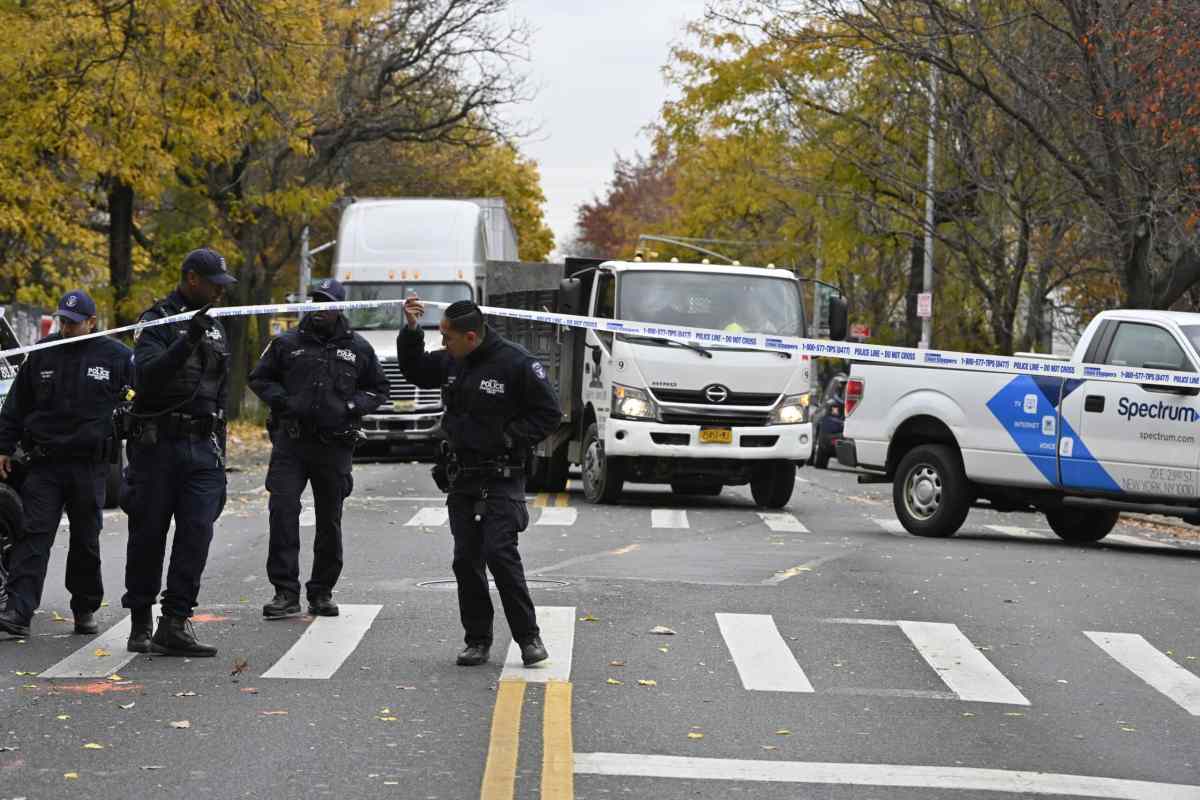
[828,296,849,341]
[558,278,583,316]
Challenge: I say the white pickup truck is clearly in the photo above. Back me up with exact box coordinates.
[837,309,1200,541]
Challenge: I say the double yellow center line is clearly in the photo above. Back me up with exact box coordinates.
[481,679,574,800]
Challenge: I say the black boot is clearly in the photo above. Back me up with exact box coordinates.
[0,608,29,638]
[127,607,153,653]
[520,636,549,666]
[150,615,217,658]
[307,593,339,617]
[263,590,301,619]
[73,610,99,635]
[456,643,491,666]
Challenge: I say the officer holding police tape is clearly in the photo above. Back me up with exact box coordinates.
[122,248,233,657]
[398,296,560,667]
[0,290,132,639]
[248,279,388,619]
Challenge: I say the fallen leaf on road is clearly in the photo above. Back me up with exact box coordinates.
[140,765,164,770]
[14,671,37,676]
[119,702,136,710]
[961,712,976,718]
[240,688,258,694]
[396,685,417,691]
[775,729,792,736]
[260,710,288,716]
[1004,712,1025,717]
[687,732,704,740]
[658,647,669,653]
[82,743,104,750]
[606,678,623,685]
[56,715,70,721]
[64,772,79,780]
[637,679,656,687]
[52,611,67,622]
[0,746,17,752]
[608,660,625,667]
[377,716,398,722]
[649,626,676,635]
[169,721,191,729]
[174,691,197,698]
[1120,726,1137,732]
[107,674,123,682]
[93,649,111,658]
[231,658,249,677]
[761,745,778,751]
[579,614,599,622]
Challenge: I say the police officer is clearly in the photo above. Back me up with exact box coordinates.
[248,279,388,619]
[0,290,132,638]
[398,296,560,667]
[122,248,234,657]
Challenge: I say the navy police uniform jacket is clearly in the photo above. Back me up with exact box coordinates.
[397,324,561,464]
[133,289,229,418]
[248,314,389,434]
[0,333,133,457]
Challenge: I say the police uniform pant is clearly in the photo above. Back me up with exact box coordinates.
[447,491,538,647]
[265,434,353,600]
[122,435,226,619]
[4,461,106,622]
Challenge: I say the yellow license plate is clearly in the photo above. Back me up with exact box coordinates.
[393,400,416,412]
[699,428,733,444]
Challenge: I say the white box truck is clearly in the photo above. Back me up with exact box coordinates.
[839,309,1200,540]
[331,197,517,456]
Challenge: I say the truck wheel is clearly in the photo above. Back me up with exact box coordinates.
[893,444,970,538]
[750,461,796,508]
[103,448,123,510]
[582,423,624,504]
[670,481,722,496]
[1044,509,1119,542]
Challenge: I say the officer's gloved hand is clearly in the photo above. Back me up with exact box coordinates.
[186,304,215,344]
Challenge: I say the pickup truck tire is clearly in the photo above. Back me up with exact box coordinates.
[1044,509,1119,542]
[893,444,970,538]
[582,423,624,504]
[670,481,722,496]
[750,461,796,508]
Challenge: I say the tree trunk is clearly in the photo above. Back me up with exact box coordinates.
[108,178,135,327]
[223,243,258,421]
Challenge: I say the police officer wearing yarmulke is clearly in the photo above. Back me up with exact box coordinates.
[248,278,388,619]
[121,248,234,657]
[0,290,132,639]
[399,295,560,668]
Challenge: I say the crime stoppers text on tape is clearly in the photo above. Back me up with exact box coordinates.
[0,296,1196,392]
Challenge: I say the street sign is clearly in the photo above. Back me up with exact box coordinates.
[917,293,932,319]
[850,324,871,340]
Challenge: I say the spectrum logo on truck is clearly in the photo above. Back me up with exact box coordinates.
[1117,397,1200,422]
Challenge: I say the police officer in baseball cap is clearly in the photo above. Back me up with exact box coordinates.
[0,290,133,639]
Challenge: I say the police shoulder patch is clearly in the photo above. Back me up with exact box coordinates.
[531,361,547,380]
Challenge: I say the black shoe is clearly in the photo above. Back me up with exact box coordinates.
[127,607,153,653]
[456,644,491,666]
[0,608,29,638]
[520,636,549,666]
[307,594,339,617]
[73,611,99,635]
[150,615,217,658]
[262,590,301,619]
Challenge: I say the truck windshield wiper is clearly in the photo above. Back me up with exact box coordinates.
[622,334,713,358]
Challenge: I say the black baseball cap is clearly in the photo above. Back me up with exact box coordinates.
[55,289,96,323]
[181,247,237,285]
[309,278,346,302]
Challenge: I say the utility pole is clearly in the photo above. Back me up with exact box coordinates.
[919,64,938,350]
[299,226,312,299]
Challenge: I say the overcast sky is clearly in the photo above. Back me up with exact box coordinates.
[505,1,710,255]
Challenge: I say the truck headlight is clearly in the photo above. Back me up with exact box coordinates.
[769,393,810,425]
[612,384,660,421]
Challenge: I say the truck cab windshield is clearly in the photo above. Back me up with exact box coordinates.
[617,271,804,339]
[343,282,473,330]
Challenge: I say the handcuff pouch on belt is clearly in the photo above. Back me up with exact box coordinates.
[268,413,363,448]
[433,441,522,498]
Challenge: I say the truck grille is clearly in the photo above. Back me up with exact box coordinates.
[660,410,771,427]
[652,388,779,406]
[380,362,442,408]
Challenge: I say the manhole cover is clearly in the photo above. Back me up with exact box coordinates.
[416,578,569,590]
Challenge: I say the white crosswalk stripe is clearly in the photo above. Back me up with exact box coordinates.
[1086,631,1200,715]
[872,518,907,535]
[500,605,576,683]
[404,507,449,527]
[717,613,814,692]
[40,607,162,679]
[535,507,578,526]
[898,620,1030,705]
[758,512,809,532]
[262,604,382,680]
[651,508,689,528]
